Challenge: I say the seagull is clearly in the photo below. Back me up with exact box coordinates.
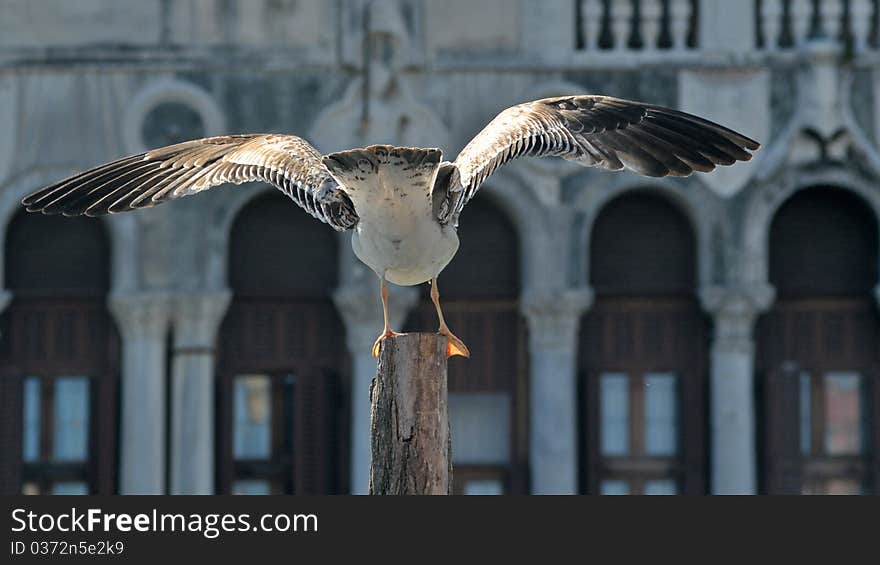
[22,95,759,358]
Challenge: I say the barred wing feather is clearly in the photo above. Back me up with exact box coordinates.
[441,95,760,224]
[21,134,358,231]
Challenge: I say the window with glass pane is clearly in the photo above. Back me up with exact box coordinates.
[20,376,92,495]
[219,193,347,495]
[2,210,118,496]
[22,378,40,463]
[449,393,511,464]
[233,375,271,460]
[823,373,863,455]
[231,374,296,494]
[797,371,868,495]
[596,371,681,495]
[582,194,707,496]
[452,467,508,495]
[644,480,677,495]
[232,480,271,495]
[600,480,630,495]
[449,393,512,494]
[600,374,629,456]
[463,480,504,495]
[644,373,678,456]
[759,188,879,495]
[51,482,89,495]
[53,378,89,462]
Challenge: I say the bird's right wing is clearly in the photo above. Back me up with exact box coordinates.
[21,133,359,231]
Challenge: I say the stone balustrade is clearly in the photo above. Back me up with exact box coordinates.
[576,0,698,54]
[757,0,878,52]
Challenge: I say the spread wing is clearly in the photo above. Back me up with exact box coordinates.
[439,95,760,224]
[21,133,359,231]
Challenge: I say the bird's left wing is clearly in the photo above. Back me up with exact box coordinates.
[21,133,358,231]
[438,95,760,224]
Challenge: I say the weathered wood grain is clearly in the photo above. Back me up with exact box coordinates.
[369,333,452,495]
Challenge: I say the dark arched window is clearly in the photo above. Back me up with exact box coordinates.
[0,211,118,495]
[580,191,708,495]
[217,192,348,494]
[590,191,696,295]
[228,192,339,298]
[405,195,527,494]
[758,187,880,494]
[437,197,520,299]
[769,188,878,297]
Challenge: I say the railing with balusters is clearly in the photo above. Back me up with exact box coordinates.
[757,0,879,52]
[570,1,880,66]
[575,0,699,55]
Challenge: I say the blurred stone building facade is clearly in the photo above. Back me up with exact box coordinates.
[0,0,878,495]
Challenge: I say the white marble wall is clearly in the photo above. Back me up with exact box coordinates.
[425,0,519,53]
[0,0,162,48]
[168,0,330,49]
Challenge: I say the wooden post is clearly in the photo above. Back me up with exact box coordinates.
[369,333,452,495]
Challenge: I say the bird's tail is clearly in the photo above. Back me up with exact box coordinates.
[322,145,443,203]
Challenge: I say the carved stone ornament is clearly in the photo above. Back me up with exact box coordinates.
[310,0,447,153]
[679,68,770,197]
[757,40,880,182]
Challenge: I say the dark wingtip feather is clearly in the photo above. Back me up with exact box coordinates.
[600,130,675,177]
[647,104,761,154]
[21,183,65,209]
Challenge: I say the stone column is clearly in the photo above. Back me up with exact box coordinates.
[333,282,418,494]
[700,285,774,495]
[109,292,172,495]
[169,290,231,495]
[521,288,593,494]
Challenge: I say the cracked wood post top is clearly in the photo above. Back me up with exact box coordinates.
[369,333,452,495]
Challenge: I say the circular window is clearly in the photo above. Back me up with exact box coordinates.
[141,101,206,148]
[124,80,225,154]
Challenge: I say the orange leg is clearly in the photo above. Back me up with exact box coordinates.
[430,277,470,358]
[371,273,401,358]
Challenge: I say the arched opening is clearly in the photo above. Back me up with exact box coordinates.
[0,210,119,495]
[217,192,349,494]
[579,191,709,495]
[758,187,880,494]
[404,195,528,494]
